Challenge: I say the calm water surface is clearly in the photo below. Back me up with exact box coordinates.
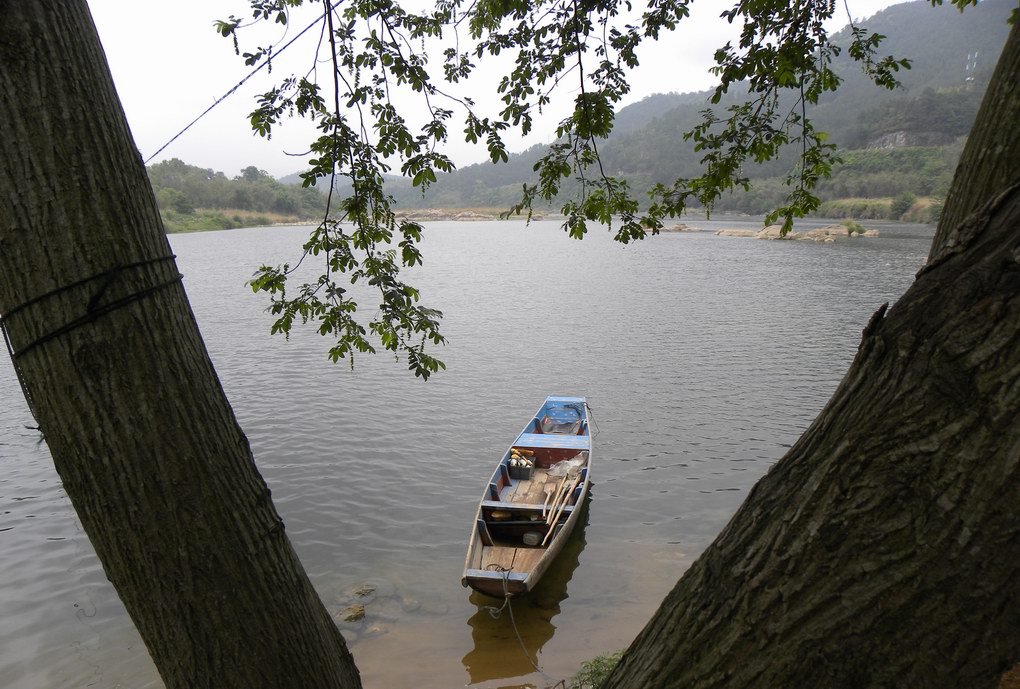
[0,219,932,688]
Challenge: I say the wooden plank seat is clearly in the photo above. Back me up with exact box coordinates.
[481,500,575,516]
[513,433,590,450]
[463,568,528,583]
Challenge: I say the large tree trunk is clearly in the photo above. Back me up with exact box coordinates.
[931,20,1020,258]
[603,21,1020,689]
[0,3,362,688]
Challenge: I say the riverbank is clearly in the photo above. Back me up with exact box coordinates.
[161,208,318,233]
[160,206,517,233]
[161,205,938,236]
[395,207,539,221]
[815,195,941,224]
[662,220,881,242]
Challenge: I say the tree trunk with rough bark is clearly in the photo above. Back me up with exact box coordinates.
[0,3,362,688]
[603,20,1020,689]
[932,20,1020,257]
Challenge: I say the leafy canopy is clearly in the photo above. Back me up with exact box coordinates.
[218,0,977,377]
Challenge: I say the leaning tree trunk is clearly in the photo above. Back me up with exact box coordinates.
[603,20,1020,689]
[932,19,1020,257]
[0,3,362,688]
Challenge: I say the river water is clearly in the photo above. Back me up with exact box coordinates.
[0,218,932,688]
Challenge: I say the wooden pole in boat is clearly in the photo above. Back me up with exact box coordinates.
[545,476,569,525]
[546,476,568,523]
[542,482,557,518]
[542,476,579,546]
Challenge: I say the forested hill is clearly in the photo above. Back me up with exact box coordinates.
[387,0,1014,217]
[148,159,326,232]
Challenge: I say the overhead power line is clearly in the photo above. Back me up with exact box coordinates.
[143,6,335,165]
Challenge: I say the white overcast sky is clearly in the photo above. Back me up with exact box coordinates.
[86,0,911,178]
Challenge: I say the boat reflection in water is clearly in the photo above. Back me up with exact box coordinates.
[462,492,591,686]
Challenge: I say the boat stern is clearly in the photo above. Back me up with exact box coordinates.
[462,568,530,598]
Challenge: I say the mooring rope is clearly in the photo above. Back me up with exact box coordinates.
[481,565,563,686]
[585,402,600,438]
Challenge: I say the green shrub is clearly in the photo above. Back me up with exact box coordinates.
[891,191,918,219]
[841,218,866,235]
[570,650,624,689]
[816,198,892,219]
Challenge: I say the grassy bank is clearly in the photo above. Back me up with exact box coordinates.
[814,196,941,223]
[161,208,316,234]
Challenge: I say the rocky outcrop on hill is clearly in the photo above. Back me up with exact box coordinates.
[866,130,956,149]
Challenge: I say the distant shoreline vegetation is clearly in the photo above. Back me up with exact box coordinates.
[149,159,326,233]
[149,153,943,233]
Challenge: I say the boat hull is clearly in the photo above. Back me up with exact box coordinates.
[462,396,591,598]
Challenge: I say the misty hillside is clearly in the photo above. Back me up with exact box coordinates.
[371,0,1014,214]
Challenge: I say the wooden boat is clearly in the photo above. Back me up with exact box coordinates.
[462,396,592,598]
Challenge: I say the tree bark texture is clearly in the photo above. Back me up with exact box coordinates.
[0,3,362,688]
[931,19,1020,259]
[604,25,1020,689]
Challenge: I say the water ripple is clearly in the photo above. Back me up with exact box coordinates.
[0,220,930,688]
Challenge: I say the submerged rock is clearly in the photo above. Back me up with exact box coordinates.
[337,579,391,606]
[419,599,450,615]
[338,604,366,622]
[364,623,389,637]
